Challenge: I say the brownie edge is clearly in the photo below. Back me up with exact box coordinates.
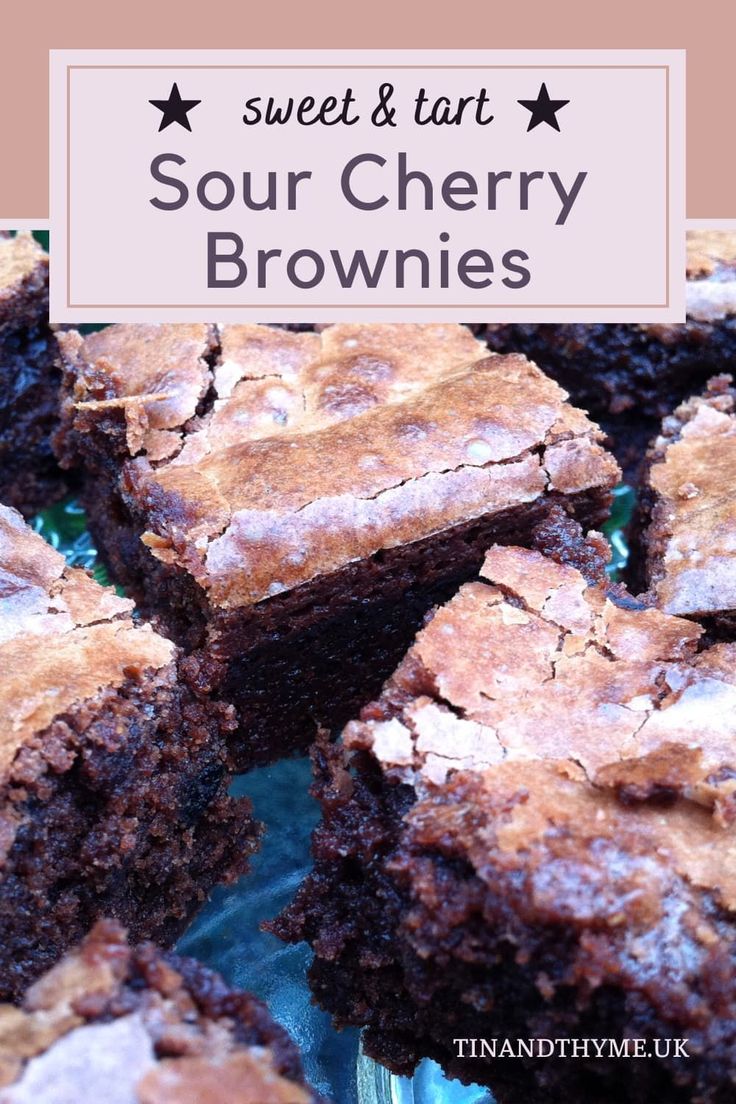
[636,374,736,637]
[0,919,325,1103]
[0,233,65,515]
[274,544,736,1103]
[0,504,261,999]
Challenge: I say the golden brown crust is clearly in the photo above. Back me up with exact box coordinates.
[348,546,736,904]
[137,1052,311,1104]
[645,376,736,617]
[408,756,735,945]
[0,233,45,291]
[0,505,174,773]
[59,323,618,610]
[686,230,736,279]
[0,234,48,331]
[57,325,216,461]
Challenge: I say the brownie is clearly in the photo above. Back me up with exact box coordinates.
[473,230,736,470]
[274,545,736,1103]
[0,503,259,1000]
[637,374,736,639]
[0,234,64,515]
[0,919,323,1103]
[55,322,619,768]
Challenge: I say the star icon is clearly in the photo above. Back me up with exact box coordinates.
[518,83,569,132]
[149,82,201,132]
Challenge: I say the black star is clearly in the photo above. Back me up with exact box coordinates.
[518,83,569,132]
[149,83,201,132]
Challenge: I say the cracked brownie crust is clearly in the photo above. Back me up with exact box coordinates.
[637,374,736,637]
[0,504,259,1000]
[0,234,65,515]
[56,322,618,766]
[0,919,323,1103]
[472,230,736,470]
[275,545,736,1102]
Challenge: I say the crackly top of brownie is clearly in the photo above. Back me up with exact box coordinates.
[58,323,218,462]
[396,757,736,1035]
[686,229,736,321]
[0,504,174,772]
[0,920,318,1103]
[347,545,736,891]
[0,233,48,335]
[58,322,486,464]
[644,374,736,617]
[59,323,619,609]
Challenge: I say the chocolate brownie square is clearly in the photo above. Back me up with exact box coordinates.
[473,230,736,469]
[0,920,323,1103]
[0,233,64,515]
[275,544,736,1104]
[0,504,259,1000]
[636,374,736,638]
[55,322,619,768]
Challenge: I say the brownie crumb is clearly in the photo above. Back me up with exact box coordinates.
[532,504,610,584]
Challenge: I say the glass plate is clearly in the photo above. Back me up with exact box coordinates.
[177,758,493,1104]
[177,758,361,1103]
[357,1053,493,1104]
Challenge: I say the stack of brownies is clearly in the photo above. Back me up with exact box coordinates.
[0,227,734,1102]
[54,320,618,764]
